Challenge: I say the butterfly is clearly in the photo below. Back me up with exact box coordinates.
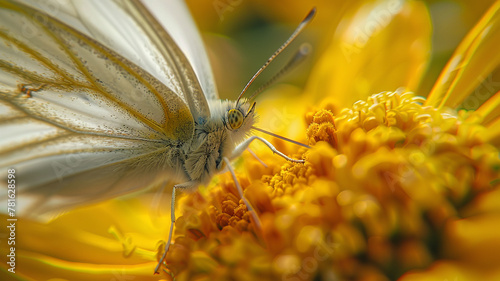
[0,0,314,273]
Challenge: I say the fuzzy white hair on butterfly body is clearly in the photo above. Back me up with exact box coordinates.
[182,98,256,187]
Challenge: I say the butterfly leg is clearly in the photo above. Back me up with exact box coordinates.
[231,136,304,163]
[246,148,268,168]
[223,157,261,230]
[154,181,197,275]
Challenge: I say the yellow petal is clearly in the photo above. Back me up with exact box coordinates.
[1,253,158,281]
[468,89,500,125]
[306,0,431,109]
[0,195,168,280]
[426,0,500,108]
[484,115,500,145]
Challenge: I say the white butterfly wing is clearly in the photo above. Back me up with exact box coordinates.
[142,0,219,101]
[13,0,213,118]
[0,0,209,218]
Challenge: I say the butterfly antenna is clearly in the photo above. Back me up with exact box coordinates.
[236,7,316,106]
[252,126,310,148]
[247,43,311,101]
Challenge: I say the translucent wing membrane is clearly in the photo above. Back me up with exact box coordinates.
[12,0,213,118]
[0,0,196,139]
[141,0,219,101]
[0,0,204,218]
[1,135,171,218]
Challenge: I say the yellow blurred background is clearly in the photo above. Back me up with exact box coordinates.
[186,0,497,104]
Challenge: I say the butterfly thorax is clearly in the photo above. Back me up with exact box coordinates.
[180,99,256,186]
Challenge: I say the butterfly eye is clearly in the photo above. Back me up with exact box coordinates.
[227,109,244,130]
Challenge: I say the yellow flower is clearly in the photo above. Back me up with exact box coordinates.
[157,1,500,280]
[2,1,500,281]
[159,88,499,280]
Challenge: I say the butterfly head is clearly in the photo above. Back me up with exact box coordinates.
[225,99,256,135]
[227,101,255,130]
